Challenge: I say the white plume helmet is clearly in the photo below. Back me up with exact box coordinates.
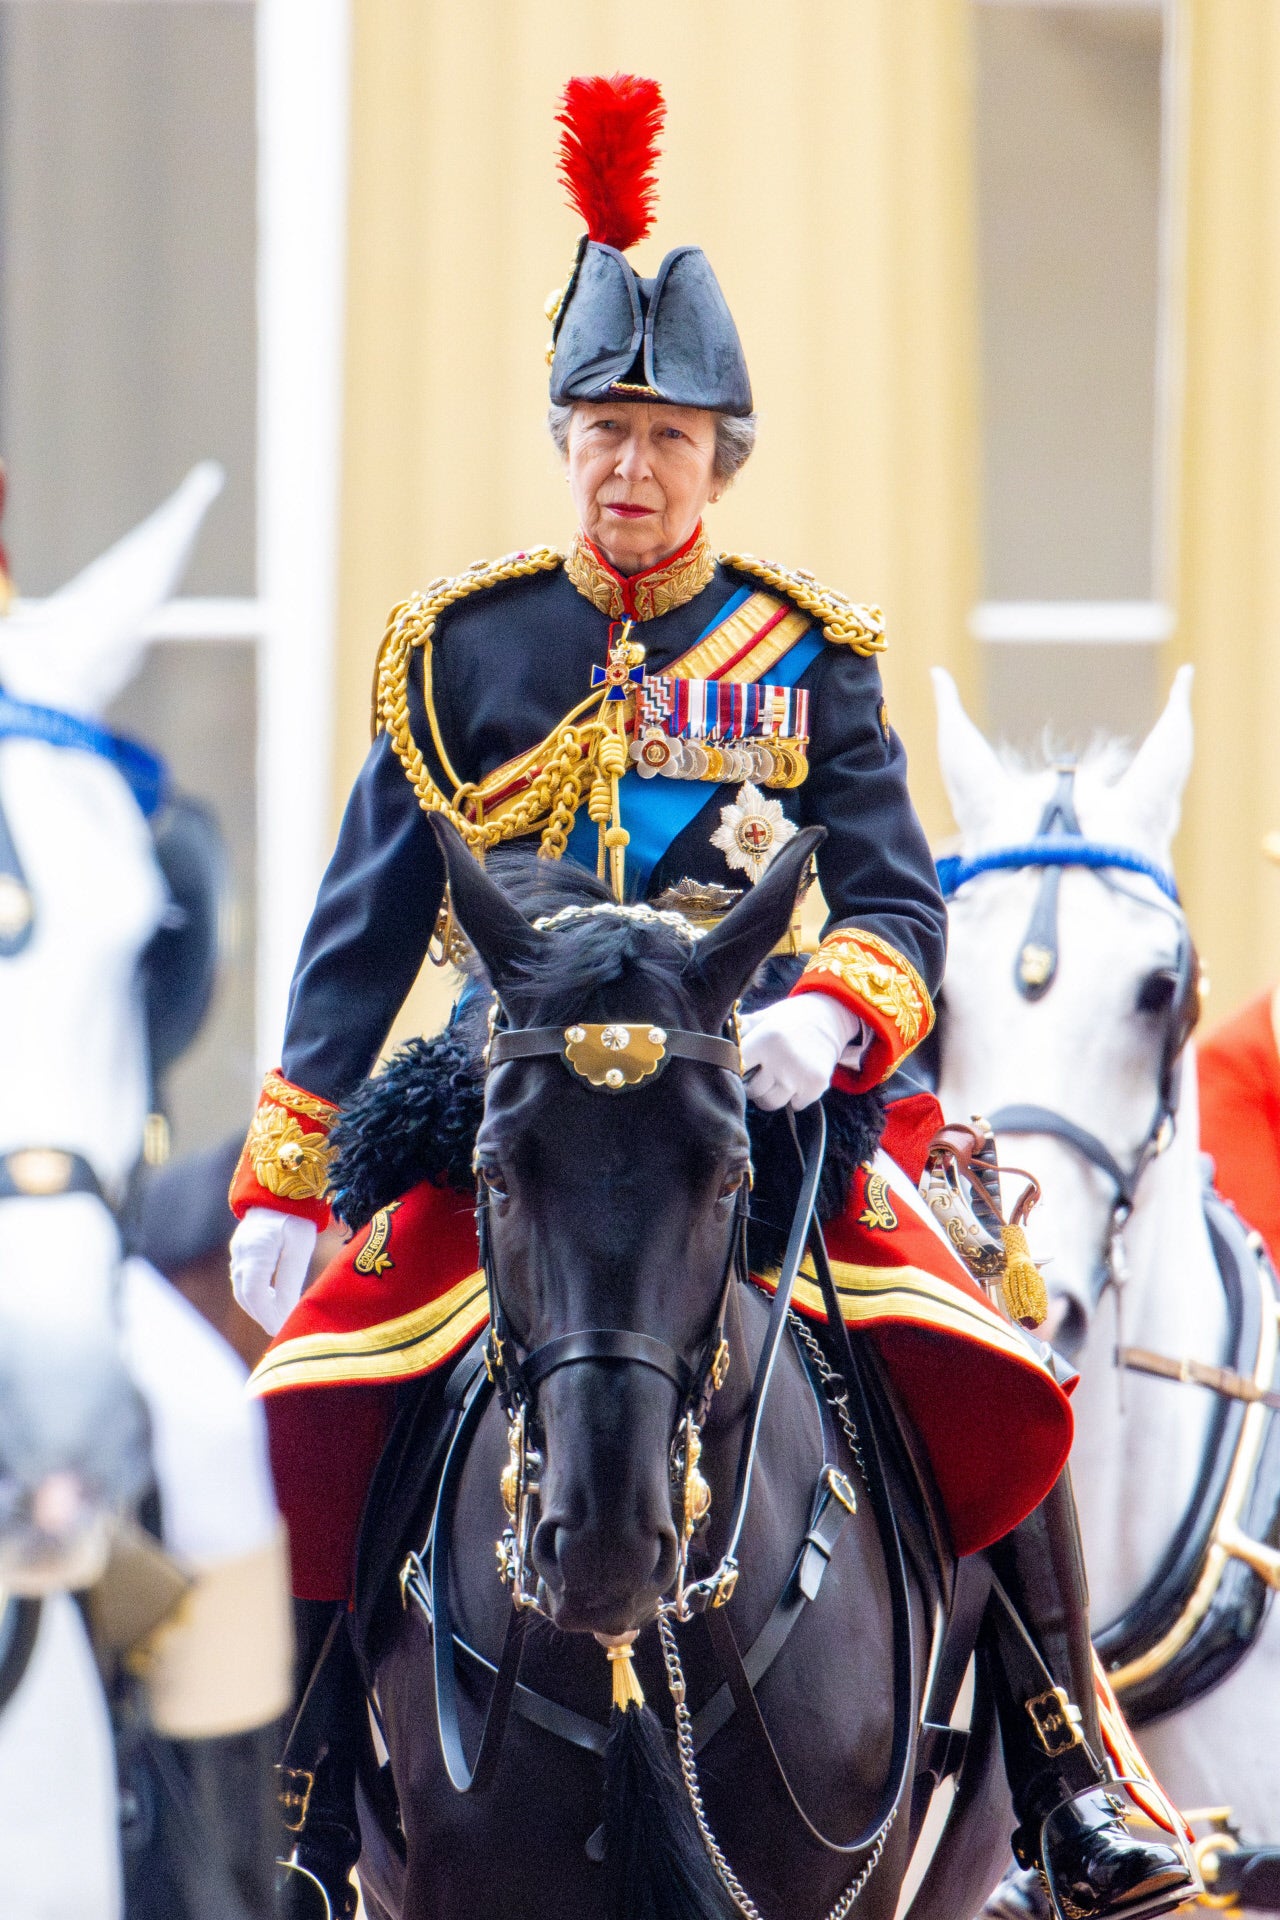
[0,461,224,717]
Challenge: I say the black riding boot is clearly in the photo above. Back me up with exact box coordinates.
[987,1472,1196,1920]
[275,1600,362,1920]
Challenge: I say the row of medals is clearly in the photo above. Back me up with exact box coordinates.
[629,727,809,789]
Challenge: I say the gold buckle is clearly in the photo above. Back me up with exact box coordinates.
[824,1465,858,1515]
[276,1765,315,1834]
[1026,1687,1085,1757]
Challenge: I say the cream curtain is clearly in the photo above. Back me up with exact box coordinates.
[336,0,980,1042]
[1167,1,1280,1016]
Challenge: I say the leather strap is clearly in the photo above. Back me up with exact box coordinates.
[691,1109,919,1857]
[447,1461,858,1765]
[0,1148,108,1205]
[729,1109,826,1561]
[521,1328,695,1400]
[691,1465,854,1753]
[987,1105,1135,1210]
[0,1595,40,1717]
[428,1365,528,1794]
[1118,1345,1280,1414]
[488,1024,741,1076]
[1209,1845,1280,1907]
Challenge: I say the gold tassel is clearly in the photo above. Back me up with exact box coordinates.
[605,1640,646,1713]
[1000,1222,1049,1329]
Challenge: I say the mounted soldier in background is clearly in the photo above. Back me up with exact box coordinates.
[227,74,1196,1920]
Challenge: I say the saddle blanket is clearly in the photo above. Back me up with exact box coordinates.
[253,1095,1074,1599]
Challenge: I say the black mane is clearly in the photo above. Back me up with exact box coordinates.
[329,848,886,1254]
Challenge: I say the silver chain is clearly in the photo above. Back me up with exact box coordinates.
[787,1311,868,1489]
[656,1609,895,1920]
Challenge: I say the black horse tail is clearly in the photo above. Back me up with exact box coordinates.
[602,1701,735,1920]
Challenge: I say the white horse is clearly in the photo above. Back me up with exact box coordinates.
[933,667,1280,1908]
[0,466,291,1920]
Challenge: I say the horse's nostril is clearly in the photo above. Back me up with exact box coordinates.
[651,1526,679,1592]
[531,1516,565,1583]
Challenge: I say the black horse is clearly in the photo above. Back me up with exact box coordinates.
[346,824,1012,1920]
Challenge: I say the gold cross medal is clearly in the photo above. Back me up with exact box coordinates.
[710,781,798,884]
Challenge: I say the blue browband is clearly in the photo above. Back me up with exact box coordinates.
[936,839,1180,905]
[0,690,168,818]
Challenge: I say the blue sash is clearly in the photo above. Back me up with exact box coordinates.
[566,600,824,896]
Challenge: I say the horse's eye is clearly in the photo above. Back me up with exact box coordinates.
[478,1162,509,1200]
[1137,969,1178,1016]
[718,1166,748,1202]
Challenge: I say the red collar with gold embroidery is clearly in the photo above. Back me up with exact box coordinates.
[564,523,715,621]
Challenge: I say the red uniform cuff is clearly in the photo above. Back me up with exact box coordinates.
[791,929,934,1091]
[229,1071,338,1229]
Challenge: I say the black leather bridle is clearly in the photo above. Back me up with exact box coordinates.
[419,1006,920,1868]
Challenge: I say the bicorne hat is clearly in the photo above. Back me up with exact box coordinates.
[547,75,752,418]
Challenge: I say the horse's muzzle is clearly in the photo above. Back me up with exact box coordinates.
[530,1506,680,1635]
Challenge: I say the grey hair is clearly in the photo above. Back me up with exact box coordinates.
[547,402,758,486]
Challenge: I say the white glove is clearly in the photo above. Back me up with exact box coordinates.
[230,1207,318,1336]
[739,993,871,1111]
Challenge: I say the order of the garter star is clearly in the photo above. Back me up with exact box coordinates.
[710,780,799,884]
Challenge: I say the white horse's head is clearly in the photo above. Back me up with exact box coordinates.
[0,462,221,1590]
[933,665,1197,1353]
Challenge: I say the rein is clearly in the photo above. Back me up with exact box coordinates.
[940,765,1198,1308]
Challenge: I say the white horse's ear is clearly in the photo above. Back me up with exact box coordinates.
[1115,664,1194,850]
[932,666,1010,837]
[0,461,224,716]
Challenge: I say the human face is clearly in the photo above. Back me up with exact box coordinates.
[566,402,721,575]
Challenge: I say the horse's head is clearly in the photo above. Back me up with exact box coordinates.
[932,667,1198,1351]
[436,819,822,1637]
[0,464,222,1580]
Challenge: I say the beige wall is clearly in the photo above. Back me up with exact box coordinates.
[1166,0,1280,1018]
[336,2,981,1041]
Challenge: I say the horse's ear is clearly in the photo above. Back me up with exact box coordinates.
[1114,664,1194,854]
[429,818,550,1001]
[932,667,1011,839]
[685,826,825,1031]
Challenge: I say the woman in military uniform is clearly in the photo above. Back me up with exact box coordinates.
[228,75,1193,1920]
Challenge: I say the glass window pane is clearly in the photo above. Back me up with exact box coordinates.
[975,4,1164,601]
[0,1,257,595]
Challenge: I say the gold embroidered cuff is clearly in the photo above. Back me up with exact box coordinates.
[229,1073,338,1223]
[791,929,934,1088]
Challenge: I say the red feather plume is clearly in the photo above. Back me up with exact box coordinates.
[556,73,665,253]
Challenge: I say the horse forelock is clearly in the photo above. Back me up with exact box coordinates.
[472,848,703,1030]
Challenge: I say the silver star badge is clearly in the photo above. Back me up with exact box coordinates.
[710,782,798,884]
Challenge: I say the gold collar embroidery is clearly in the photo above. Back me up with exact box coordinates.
[564,526,715,622]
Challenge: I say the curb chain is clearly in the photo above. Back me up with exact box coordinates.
[787,1311,869,1490]
[656,1609,895,1920]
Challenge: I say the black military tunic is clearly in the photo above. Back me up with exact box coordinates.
[281,542,946,1105]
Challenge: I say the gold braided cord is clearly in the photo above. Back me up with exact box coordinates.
[372,546,563,769]
[261,1071,338,1129]
[719,553,887,656]
[371,548,623,858]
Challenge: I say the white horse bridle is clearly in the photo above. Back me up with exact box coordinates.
[938,766,1199,1312]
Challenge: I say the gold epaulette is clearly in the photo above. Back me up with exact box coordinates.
[718,554,886,657]
[371,547,564,742]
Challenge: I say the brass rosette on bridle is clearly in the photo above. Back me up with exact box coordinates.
[562,1021,669,1090]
